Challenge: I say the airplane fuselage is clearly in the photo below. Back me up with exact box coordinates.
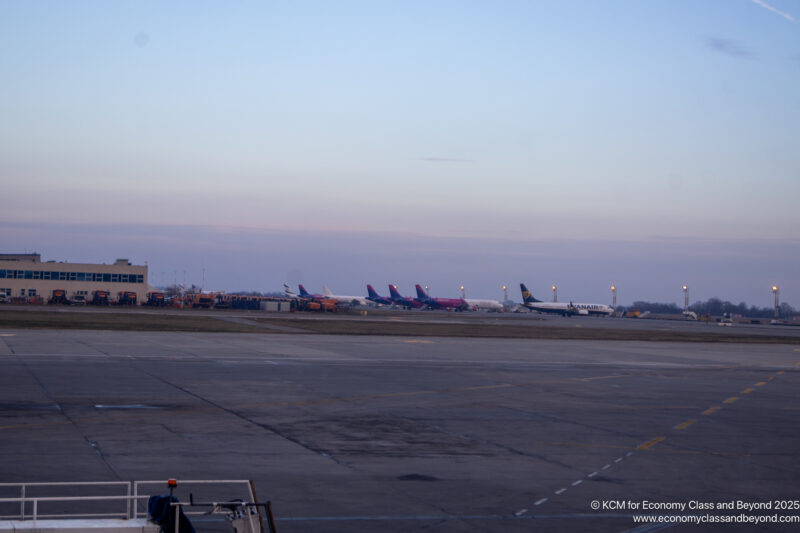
[464,299,504,311]
[522,301,614,316]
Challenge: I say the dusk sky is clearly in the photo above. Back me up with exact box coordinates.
[2,1,799,306]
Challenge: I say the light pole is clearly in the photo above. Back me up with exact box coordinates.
[682,285,689,314]
[552,285,557,303]
[460,285,466,299]
[610,285,617,309]
[772,286,780,319]
[502,285,508,305]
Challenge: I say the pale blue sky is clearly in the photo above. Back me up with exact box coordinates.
[1,1,798,304]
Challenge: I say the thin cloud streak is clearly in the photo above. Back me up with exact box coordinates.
[705,37,751,58]
[752,0,795,22]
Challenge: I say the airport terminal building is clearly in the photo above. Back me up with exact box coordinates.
[0,253,148,304]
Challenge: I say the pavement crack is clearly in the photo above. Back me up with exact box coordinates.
[136,368,350,468]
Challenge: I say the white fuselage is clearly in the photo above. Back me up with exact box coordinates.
[464,299,504,311]
[523,301,614,316]
[322,285,370,306]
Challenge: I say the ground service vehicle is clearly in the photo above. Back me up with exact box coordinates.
[48,289,70,305]
[145,291,165,306]
[187,293,215,308]
[90,290,110,305]
[117,291,138,306]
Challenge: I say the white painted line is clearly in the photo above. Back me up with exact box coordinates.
[555,488,567,495]
[602,464,611,470]
[614,457,623,463]
[514,509,528,516]
[534,498,548,506]
[588,472,598,478]
[626,452,633,457]
[571,480,583,486]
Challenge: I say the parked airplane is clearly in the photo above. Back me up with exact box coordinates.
[322,285,369,306]
[298,284,324,299]
[388,285,424,309]
[463,298,504,312]
[415,284,468,311]
[366,285,393,306]
[283,284,297,299]
[520,283,614,316]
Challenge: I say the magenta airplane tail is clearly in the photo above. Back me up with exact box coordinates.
[389,285,403,299]
[367,284,380,298]
[298,284,311,297]
[415,284,430,300]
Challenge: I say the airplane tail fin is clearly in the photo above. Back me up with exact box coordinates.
[298,284,310,297]
[322,285,334,297]
[520,283,541,303]
[389,284,402,299]
[283,284,297,298]
[367,285,379,298]
[415,284,429,299]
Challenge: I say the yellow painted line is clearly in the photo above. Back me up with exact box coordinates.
[777,371,785,375]
[723,397,738,404]
[580,374,630,381]
[741,388,755,395]
[402,339,434,344]
[0,333,16,337]
[756,381,767,387]
[702,406,721,415]
[767,376,774,381]
[637,436,665,450]
[674,419,696,430]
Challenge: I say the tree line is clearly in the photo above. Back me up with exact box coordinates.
[621,298,795,319]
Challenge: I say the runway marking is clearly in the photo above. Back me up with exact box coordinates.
[636,436,665,450]
[534,498,548,506]
[580,374,630,381]
[674,419,696,430]
[626,452,634,457]
[514,509,528,516]
[741,388,755,395]
[777,371,785,375]
[402,339,434,344]
[756,381,767,387]
[723,397,738,404]
[614,457,623,463]
[588,472,598,478]
[767,376,774,381]
[602,464,611,470]
[0,334,16,337]
[554,488,567,495]
[571,480,583,487]
[702,406,721,415]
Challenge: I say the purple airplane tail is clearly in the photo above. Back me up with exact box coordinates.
[367,285,380,298]
[415,284,430,300]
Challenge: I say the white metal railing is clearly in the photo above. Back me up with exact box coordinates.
[0,479,257,526]
[0,481,134,521]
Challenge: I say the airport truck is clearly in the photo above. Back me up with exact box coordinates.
[117,291,138,306]
[48,289,70,305]
[145,291,166,306]
[90,290,110,306]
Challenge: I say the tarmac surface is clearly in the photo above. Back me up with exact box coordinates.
[1,328,799,532]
